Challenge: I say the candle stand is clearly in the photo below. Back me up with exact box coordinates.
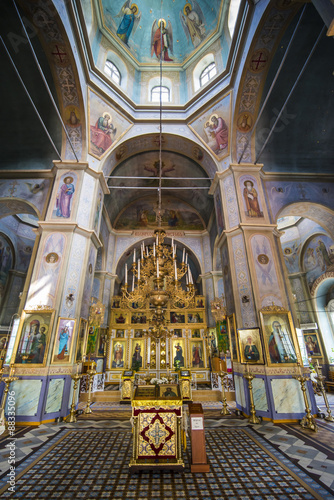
[244,365,261,424]
[293,364,317,432]
[219,371,231,416]
[314,360,334,423]
[66,372,83,423]
[83,367,96,415]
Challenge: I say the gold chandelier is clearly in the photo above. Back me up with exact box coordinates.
[121,229,196,339]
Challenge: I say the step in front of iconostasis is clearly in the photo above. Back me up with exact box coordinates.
[80,391,121,402]
[192,390,235,402]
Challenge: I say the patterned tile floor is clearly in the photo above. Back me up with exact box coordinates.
[0,393,333,499]
[0,426,332,499]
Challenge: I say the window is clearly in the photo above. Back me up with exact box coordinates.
[200,62,217,87]
[151,86,170,103]
[104,60,121,85]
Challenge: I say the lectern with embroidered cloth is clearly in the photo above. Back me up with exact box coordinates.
[129,384,184,471]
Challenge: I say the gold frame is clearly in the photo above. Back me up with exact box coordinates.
[111,339,127,369]
[96,328,108,357]
[158,384,180,398]
[227,314,239,362]
[130,310,147,325]
[133,328,145,338]
[130,338,145,370]
[86,325,99,356]
[113,310,128,325]
[13,308,55,367]
[75,318,88,362]
[189,339,206,369]
[303,332,323,358]
[237,327,264,365]
[260,306,301,366]
[187,311,204,324]
[51,317,76,364]
[171,338,186,369]
[191,328,201,338]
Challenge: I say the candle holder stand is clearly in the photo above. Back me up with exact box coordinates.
[83,368,96,415]
[0,370,19,429]
[244,367,261,425]
[293,366,317,432]
[314,361,334,423]
[65,373,83,423]
[219,371,231,416]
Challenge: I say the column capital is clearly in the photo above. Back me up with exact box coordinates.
[52,160,110,194]
[37,222,103,248]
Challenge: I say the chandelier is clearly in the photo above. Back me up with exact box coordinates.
[120,5,197,340]
[210,295,227,322]
[121,229,196,339]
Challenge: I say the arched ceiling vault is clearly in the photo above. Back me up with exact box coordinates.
[105,148,214,230]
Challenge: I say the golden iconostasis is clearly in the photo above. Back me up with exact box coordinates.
[106,295,213,383]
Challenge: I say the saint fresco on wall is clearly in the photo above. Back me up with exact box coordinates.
[251,235,281,306]
[52,172,77,220]
[239,175,264,218]
[303,234,334,290]
[88,88,132,159]
[115,195,204,230]
[27,233,66,308]
[189,92,231,159]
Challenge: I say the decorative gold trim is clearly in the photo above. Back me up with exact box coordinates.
[132,400,183,407]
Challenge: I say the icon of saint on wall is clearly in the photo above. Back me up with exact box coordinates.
[243,180,263,217]
[56,176,75,218]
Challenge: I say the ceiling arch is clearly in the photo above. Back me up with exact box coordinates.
[276,202,334,239]
[102,133,218,178]
[104,149,214,228]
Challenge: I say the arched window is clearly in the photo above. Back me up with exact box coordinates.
[151,86,170,103]
[200,62,217,87]
[104,60,121,85]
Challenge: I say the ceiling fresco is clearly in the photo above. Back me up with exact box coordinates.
[115,194,205,230]
[95,0,225,65]
[105,150,213,227]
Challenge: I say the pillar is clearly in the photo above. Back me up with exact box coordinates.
[210,163,317,423]
[4,161,109,425]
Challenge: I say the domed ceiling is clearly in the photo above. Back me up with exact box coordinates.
[94,0,228,65]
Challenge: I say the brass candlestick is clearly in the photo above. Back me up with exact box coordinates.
[219,371,231,416]
[244,365,261,424]
[83,367,96,415]
[65,372,82,423]
[293,363,317,432]
[314,360,334,423]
